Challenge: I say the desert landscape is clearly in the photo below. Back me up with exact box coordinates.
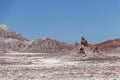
[0,24,120,80]
[0,51,120,80]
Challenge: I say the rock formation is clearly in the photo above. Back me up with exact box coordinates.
[0,24,74,53]
[0,24,27,41]
[24,38,74,53]
[0,24,120,53]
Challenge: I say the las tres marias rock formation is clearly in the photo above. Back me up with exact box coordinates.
[0,24,120,53]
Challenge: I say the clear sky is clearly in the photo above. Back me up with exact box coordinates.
[0,0,120,44]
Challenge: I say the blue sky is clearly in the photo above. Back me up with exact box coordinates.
[0,0,120,44]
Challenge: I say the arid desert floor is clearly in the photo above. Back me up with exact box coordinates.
[0,52,120,80]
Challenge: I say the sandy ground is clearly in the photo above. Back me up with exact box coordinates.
[0,52,120,80]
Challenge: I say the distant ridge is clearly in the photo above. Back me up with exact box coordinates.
[0,24,120,53]
[0,24,28,41]
[0,24,73,53]
[96,38,120,51]
[0,24,29,52]
[24,38,74,53]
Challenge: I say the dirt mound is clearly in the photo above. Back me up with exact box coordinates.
[24,38,74,53]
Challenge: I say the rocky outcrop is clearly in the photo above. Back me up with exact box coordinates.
[0,24,120,53]
[0,24,74,53]
[24,38,74,53]
[0,24,27,41]
[0,24,29,52]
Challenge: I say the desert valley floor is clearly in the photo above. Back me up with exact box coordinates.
[0,51,120,80]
